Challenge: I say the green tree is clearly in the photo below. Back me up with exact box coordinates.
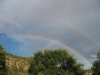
[0,45,6,75]
[25,56,33,64]
[28,49,84,75]
[37,72,44,75]
[92,50,100,75]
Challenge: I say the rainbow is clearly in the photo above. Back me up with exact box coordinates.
[30,14,100,48]
[16,34,92,67]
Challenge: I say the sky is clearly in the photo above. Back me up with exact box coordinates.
[0,0,100,69]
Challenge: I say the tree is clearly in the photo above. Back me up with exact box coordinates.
[37,72,44,75]
[92,50,100,75]
[25,56,33,64]
[0,45,6,75]
[28,49,85,75]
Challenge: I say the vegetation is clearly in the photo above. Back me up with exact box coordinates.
[0,45,6,75]
[28,49,85,75]
[84,69,92,75]
[0,45,97,75]
[6,52,29,75]
[91,50,100,75]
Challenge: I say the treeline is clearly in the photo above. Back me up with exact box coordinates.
[28,49,84,75]
[0,45,29,75]
[0,45,6,75]
[0,45,100,75]
[6,53,29,75]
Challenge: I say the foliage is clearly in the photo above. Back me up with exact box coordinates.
[6,56,29,75]
[37,72,44,75]
[29,49,85,75]
[92,50,100,75]
[6,51,29,75]
[84,68,92,74]
[0,45,6,75]
[0,45,86,75]
[25,56,34,64]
